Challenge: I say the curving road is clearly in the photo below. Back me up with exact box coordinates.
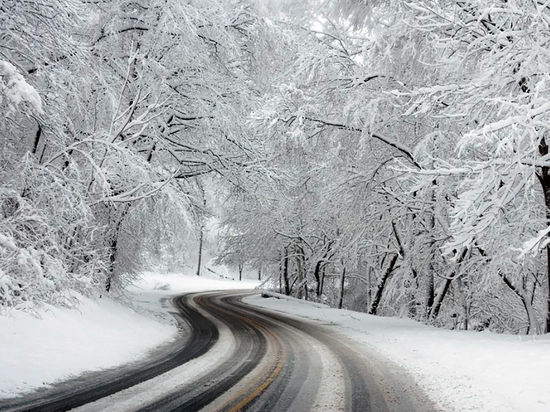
[0,291,436,412]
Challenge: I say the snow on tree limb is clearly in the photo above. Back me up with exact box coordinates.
[0,60,43,114]
[302,116,422,169]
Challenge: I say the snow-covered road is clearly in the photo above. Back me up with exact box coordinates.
[1,290,434,412]
[0,273,256,400]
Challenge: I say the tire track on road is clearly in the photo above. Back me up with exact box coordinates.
[0,294,218,412]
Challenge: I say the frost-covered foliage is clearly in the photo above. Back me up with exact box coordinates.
[0,166,105,310]
[0,0,274,309]
[215,0,550,335]
[5,0,548,335]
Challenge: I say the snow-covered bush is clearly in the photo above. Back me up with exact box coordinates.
[0,157,109,311]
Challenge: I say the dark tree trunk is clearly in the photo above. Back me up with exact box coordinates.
[314,243,333,297]
[429,248,468,320]
[283,247,290,295]
[426,270,435,317]
[546,245,550,333]
[365,265,372,309]
[313,260,322,296]
[368,253,398,315]
[296,245,305,299]
[105,203,131,292]
[430,278,451,321]
[196,228,203,277]
[338,267,346,309]
[425,184,437,317]
[196,184,207,277]
[279,251,283,293]
[106,236,117,293]
[536,136,550,333]
[32,123,42,156]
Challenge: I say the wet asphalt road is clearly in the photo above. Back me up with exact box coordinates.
[0,291,436,412]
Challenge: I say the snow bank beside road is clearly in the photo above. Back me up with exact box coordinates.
[0,296,176,398]
[245,293,550,412]
[0,272,258,399]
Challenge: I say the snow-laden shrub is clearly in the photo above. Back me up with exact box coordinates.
[0,157,109,311]
[0,193,69,309]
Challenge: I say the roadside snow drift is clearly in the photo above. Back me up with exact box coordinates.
[0,296,175,397]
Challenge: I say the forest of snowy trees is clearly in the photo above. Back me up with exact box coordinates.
[2,0,550,335]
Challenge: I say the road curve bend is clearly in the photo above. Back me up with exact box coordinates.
[0,291,437,412]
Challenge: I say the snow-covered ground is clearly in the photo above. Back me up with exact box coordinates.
[0,271,258,399]
[3,273,550,412]
[244,292,550,412]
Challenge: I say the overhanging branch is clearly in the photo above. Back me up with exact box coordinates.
[303,116,421,169]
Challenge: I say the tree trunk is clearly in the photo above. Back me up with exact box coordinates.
[106,236,116,293]
[296,246,304,299]
[546,241,550,333]
[279,251,283,293]
[319,265,326,297]
[296,256,303,299]
[105,203,131,292]
[238,262,243,281]
[430,278,451,321]
[195,181,207,277]
[313,260,322,296]
[366,265,372,309]
[196,227,203,277]
[314,243,333,297]
[426,270,435,318]
[524,293,540,335]
[338,267,346,309]
[429,247,468,321]
[456,277,469,330]
[283,247,290,295]
[499,272,540,335]
[509,80,549,332]
[537,137,550,332]
[368,253,398,315]
[32,123,42,156]
[425,186,436,317]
